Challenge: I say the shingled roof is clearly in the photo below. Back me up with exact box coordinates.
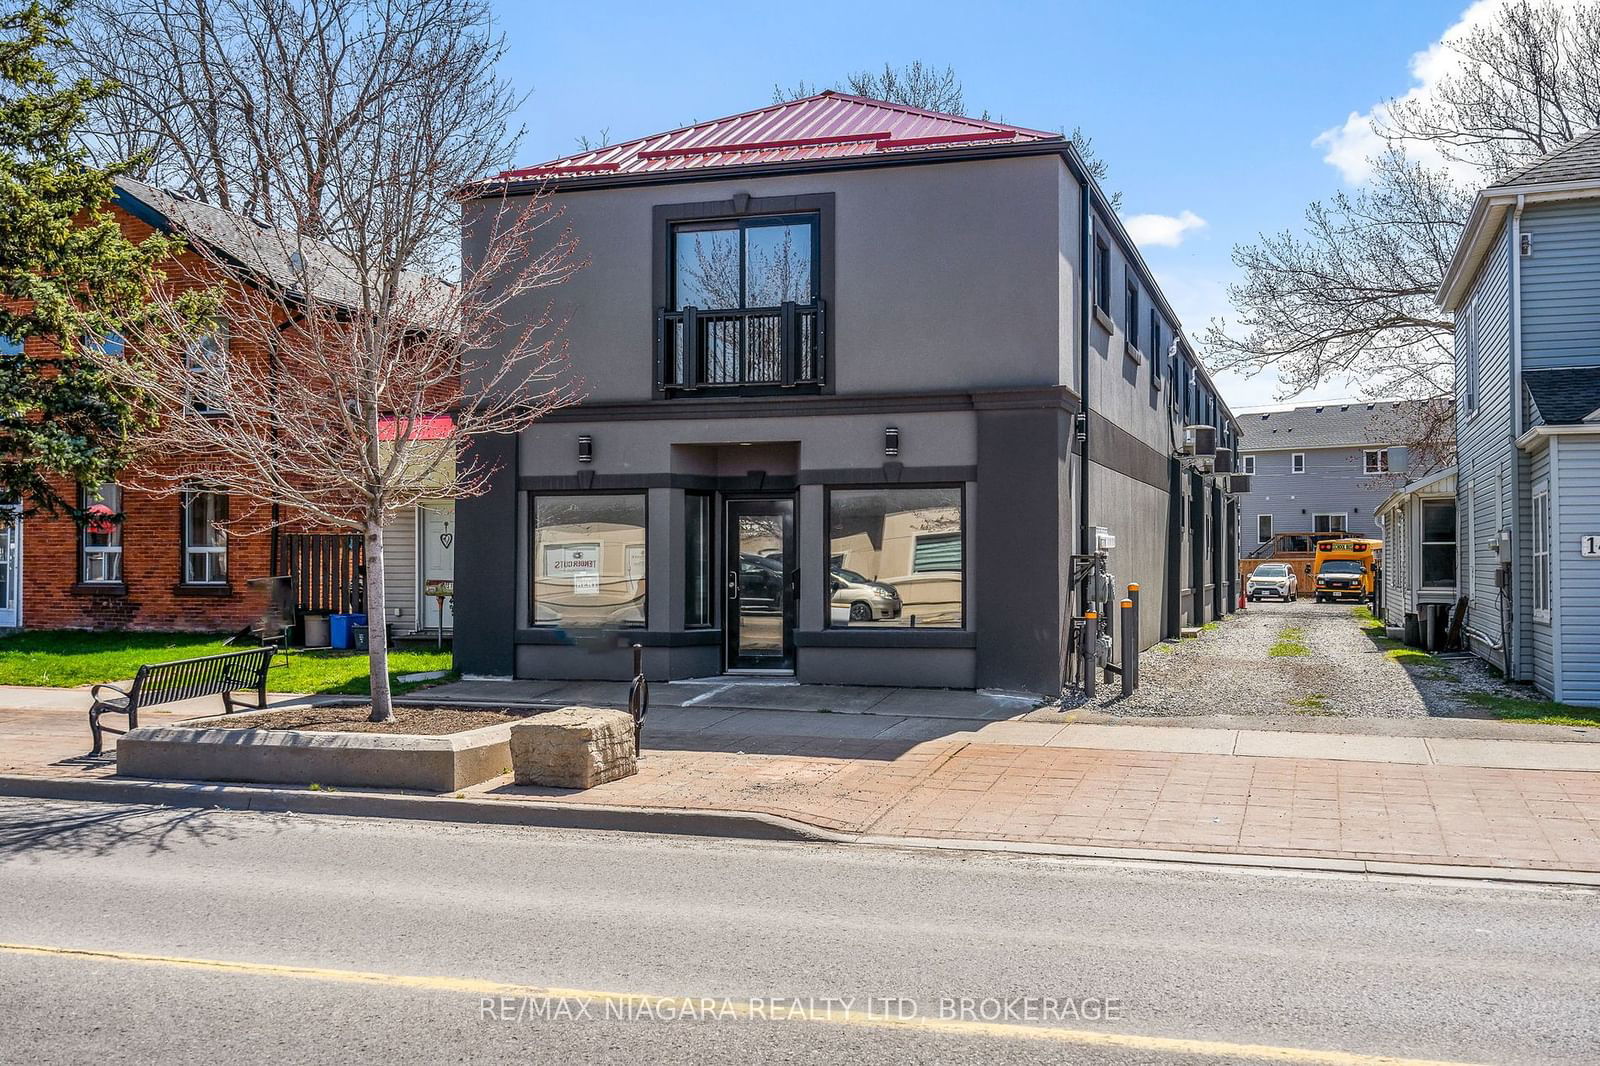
[1524,367,1600,426]
[1490,128,1600,188]
[112,176,437,310]
[1236,399,1429,450]
[497,91,1062,182]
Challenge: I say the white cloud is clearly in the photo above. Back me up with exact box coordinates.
[1122,209,1208,248]
[1314,0,1534,184]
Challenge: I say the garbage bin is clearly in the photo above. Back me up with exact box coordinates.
[330,613,367,649]
[303,613,331,648]
[352,625,369,652]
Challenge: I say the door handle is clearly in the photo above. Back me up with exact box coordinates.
[727,570,740,602]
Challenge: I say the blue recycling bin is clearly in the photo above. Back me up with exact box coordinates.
[329,613,367,650]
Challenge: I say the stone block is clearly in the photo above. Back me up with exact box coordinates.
[510,707,637,789]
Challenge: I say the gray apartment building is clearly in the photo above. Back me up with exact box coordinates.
[1236,401,1425,549]
[451,92,1243,695]
[1438,129,1600,705]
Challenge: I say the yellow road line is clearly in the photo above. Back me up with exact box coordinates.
[0,941,1480,1066]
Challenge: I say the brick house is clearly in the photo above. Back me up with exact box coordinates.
[3,177,447,635]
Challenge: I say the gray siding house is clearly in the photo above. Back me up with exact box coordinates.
[452,93,1243,694]
[1236,401,1426,548]
[1438,129,1600,705]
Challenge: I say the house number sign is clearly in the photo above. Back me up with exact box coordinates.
[1582,535,1600,558]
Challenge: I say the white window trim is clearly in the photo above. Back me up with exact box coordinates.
[181,490,228,585]
[1364,448,1389,474]
[1290,452,1306,474]
[1256,514,1272,544]
[1532,481,1551,623]
[1418,498,1458,591]
[1241,454,1256,475]
[80,483,123,585]
[185,324,231,416]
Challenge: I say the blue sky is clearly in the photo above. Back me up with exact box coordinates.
[493,0,1474,411]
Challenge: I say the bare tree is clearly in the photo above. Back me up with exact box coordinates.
[86,0,585,722]
[772,60,1121,207]
[1210,0,1600,414]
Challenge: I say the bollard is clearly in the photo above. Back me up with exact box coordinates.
[1127,583,1141,692]
[1120,598,1135,697]
[627,643,649,755]
[1082,612,1097,698]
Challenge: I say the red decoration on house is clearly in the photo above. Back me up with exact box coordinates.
[85,503,119,535]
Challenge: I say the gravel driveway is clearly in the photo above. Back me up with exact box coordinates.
[1063,600,1435,719]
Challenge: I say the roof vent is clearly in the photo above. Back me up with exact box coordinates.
[1367,403,1376,410]
[1315,406,1324,413]
[1340,405,1349,412]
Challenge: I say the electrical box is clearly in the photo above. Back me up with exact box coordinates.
[1093,526,1116,551]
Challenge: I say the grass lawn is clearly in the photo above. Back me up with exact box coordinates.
[0,630,455,695]
[1351,605,1442,667]
[1464,692,1600,728]
[1268,625,1309,657]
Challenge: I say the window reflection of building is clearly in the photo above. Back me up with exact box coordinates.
[827,487,963,627]
[531,495,646,628]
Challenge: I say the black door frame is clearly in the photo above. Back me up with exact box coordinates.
[723,494,798,672]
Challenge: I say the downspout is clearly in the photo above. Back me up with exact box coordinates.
[1074,158,1092,570]
[1506,196,1524,677]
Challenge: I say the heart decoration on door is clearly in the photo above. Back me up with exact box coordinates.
[439,532,453,549]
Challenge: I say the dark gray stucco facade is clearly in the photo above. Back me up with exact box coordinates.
[455,136,1241,695]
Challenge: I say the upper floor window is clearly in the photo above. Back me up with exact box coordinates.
[1291,452,1306,473]
[1148,310,1163,382]
[662,213,822,392]
[0,334,21,357]
[1124,277,1140,351]
[1241,454,1256,475]
[1364,449,1389,474]
[182,489,228,585]
[1093,237,1110,313]
[1458,306,1478,415]
[80,483,123,584]
[187,325,229,414]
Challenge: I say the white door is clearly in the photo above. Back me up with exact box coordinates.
[419,503,455,630]
[0,506,19,628]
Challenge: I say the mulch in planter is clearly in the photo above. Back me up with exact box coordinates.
[177,707,525,735]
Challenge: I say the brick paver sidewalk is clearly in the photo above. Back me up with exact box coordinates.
[6,695,1600,873]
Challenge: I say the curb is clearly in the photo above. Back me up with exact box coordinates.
[4,774,1598,889]
[0,774,837,844]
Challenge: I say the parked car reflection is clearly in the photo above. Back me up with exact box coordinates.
[829,567,902,622]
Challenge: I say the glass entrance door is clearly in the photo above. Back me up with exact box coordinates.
[725,498,795,672]
[0,506,18,628]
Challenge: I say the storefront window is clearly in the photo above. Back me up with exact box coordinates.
[684,493,713,628]
[532,495,646,628]
[827,487,963,628]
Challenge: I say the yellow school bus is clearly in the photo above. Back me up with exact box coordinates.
[1311,537,1382,603]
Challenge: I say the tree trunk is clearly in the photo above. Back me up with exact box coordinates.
[366,521,394,723]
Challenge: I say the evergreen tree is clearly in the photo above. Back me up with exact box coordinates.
[0,0,170,513]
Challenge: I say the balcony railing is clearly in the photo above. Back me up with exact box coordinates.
[656,301,825,393]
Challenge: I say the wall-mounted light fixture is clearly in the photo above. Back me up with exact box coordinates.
[577,435,593,463]
[884,426,900,457]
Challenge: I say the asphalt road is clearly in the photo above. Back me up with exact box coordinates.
[1,797,1596,1064]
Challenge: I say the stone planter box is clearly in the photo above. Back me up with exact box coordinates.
[117,707,518,793]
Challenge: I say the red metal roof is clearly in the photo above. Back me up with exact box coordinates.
[498,92,1062,182]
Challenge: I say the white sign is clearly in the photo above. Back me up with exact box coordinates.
[543,542,601,595]
[1582,535,1600,558]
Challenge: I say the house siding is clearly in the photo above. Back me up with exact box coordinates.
[1554,437,1600,704]
[1520,201,1600,369]
[1454,221,1515,671]
[1238,445,1404,544]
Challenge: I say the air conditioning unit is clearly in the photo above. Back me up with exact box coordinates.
[1182,424,1216,457]
[1212,447,1235,474]
[1227,474,1252,494]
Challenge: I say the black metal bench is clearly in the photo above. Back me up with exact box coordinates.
[89,647,276,755]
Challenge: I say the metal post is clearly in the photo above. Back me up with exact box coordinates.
[1120,599,1135,697]
[1126,583,1141,692]
[627,643,649,755]
[1082,612,1097,698]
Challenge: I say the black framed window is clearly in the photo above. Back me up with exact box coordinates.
[826,486,964,629]
[671,214,818,312]
[1149,310,1163,381]
[1125,278,1140,350]
[684,491,713,628]
[1093,237,1110,313]
[80,483,123,584]
[531,494,646,628]
[181,489,228,584]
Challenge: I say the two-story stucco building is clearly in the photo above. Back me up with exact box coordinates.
[1235,400,1430,549]
[1438,128,1600,705]
[452,93,1243,694]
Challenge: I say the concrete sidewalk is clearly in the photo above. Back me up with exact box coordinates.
[4,680,1600,879]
